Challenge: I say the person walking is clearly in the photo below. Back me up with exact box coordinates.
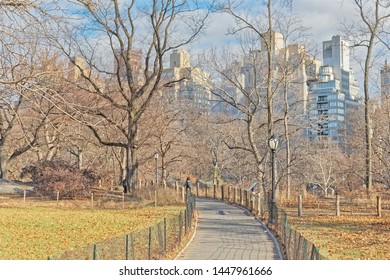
[185,177,191,198]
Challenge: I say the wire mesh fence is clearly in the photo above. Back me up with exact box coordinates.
[278,208,326,260]
[0,183,188,210]
[280,193,390,217]
[49,194,195,260]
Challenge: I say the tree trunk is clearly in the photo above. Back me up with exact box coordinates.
[124,114,139,193]
[266,0,274,135]
[119,147,126,186]
[0,151,7,179]
[161,154,167,184]
[364,34,376,193]
[283,82,291,199]
[77,149,83,170]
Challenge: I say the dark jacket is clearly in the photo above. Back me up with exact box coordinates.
[185,179,191,190]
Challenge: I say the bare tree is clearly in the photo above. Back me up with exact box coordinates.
[345,0,390,192]
[273,13,317,199]
[223,0,292,135]
[0,3,56,179]
[204,0,303,199]
[305,146,348,195]
[48,0,212,192]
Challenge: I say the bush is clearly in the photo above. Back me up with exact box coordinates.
[22,160,98,199]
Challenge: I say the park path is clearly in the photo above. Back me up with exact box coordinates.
[176,198,282,260]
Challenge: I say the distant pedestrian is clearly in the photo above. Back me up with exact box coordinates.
[185,177,192,198]
[185,177,191,191]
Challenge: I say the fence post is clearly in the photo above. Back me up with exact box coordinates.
[303,239,308,260]
[181,187,185,203]
[148,226,152,260]
[93,243,97,260]
[250,193,254,212]
[196,182,199,197]
[257,194,261,215]
[125,234,129,260]
[310,245,317,260]
[295,233,303,260]
[155,190,158,207]
[184,209,188,235]
[377,196,382,217]
[213,184,216,199]
[336,194,340,217]
[91,193,94,209]
[240,189,243,206]
[221,185,224,201]
[23,190,26,203]
[298,195,303,217]
[287,228,293,260]
[56,191,60,204]
[178,211,182,243]
[164,218,167,253]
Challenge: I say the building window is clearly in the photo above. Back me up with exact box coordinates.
[318,110,328,115]
[317,103,329,109]
[318,96,327,102]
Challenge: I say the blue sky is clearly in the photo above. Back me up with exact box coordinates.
[190,0,357,56]
[186,0,380,93]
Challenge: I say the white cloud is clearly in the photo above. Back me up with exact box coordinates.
[292,0,358,43]
[190,0,360,51]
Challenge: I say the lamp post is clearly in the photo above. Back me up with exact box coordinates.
[154,153,159,187]
[268,134,279,225]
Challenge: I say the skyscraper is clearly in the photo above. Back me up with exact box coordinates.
[381,60,390,101]
[163,49,211,111]
[322,35,360,101]
[308,35,361,144]
[323,35,350,80]
[308,65,346,142]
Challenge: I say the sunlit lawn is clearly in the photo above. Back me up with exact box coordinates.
[0,205,183,260]
[288,215,390,259]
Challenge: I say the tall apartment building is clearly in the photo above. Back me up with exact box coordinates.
[68,56,91,81]
[308,65,346,142]
[308,35,361,143]
[212,31,320,118]
[252,32,320,117]
[163,49,211,110]
[322,35,360,101]
[381,60,390,101]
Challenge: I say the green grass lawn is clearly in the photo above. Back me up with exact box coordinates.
[0,205,183,260]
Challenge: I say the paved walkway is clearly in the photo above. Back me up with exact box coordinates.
[177,198,282,260]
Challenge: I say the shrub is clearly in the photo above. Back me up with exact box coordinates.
[22,160,98,199]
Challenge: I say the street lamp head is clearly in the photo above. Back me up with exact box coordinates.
[268,134,279,151]
[154,153,159,159]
